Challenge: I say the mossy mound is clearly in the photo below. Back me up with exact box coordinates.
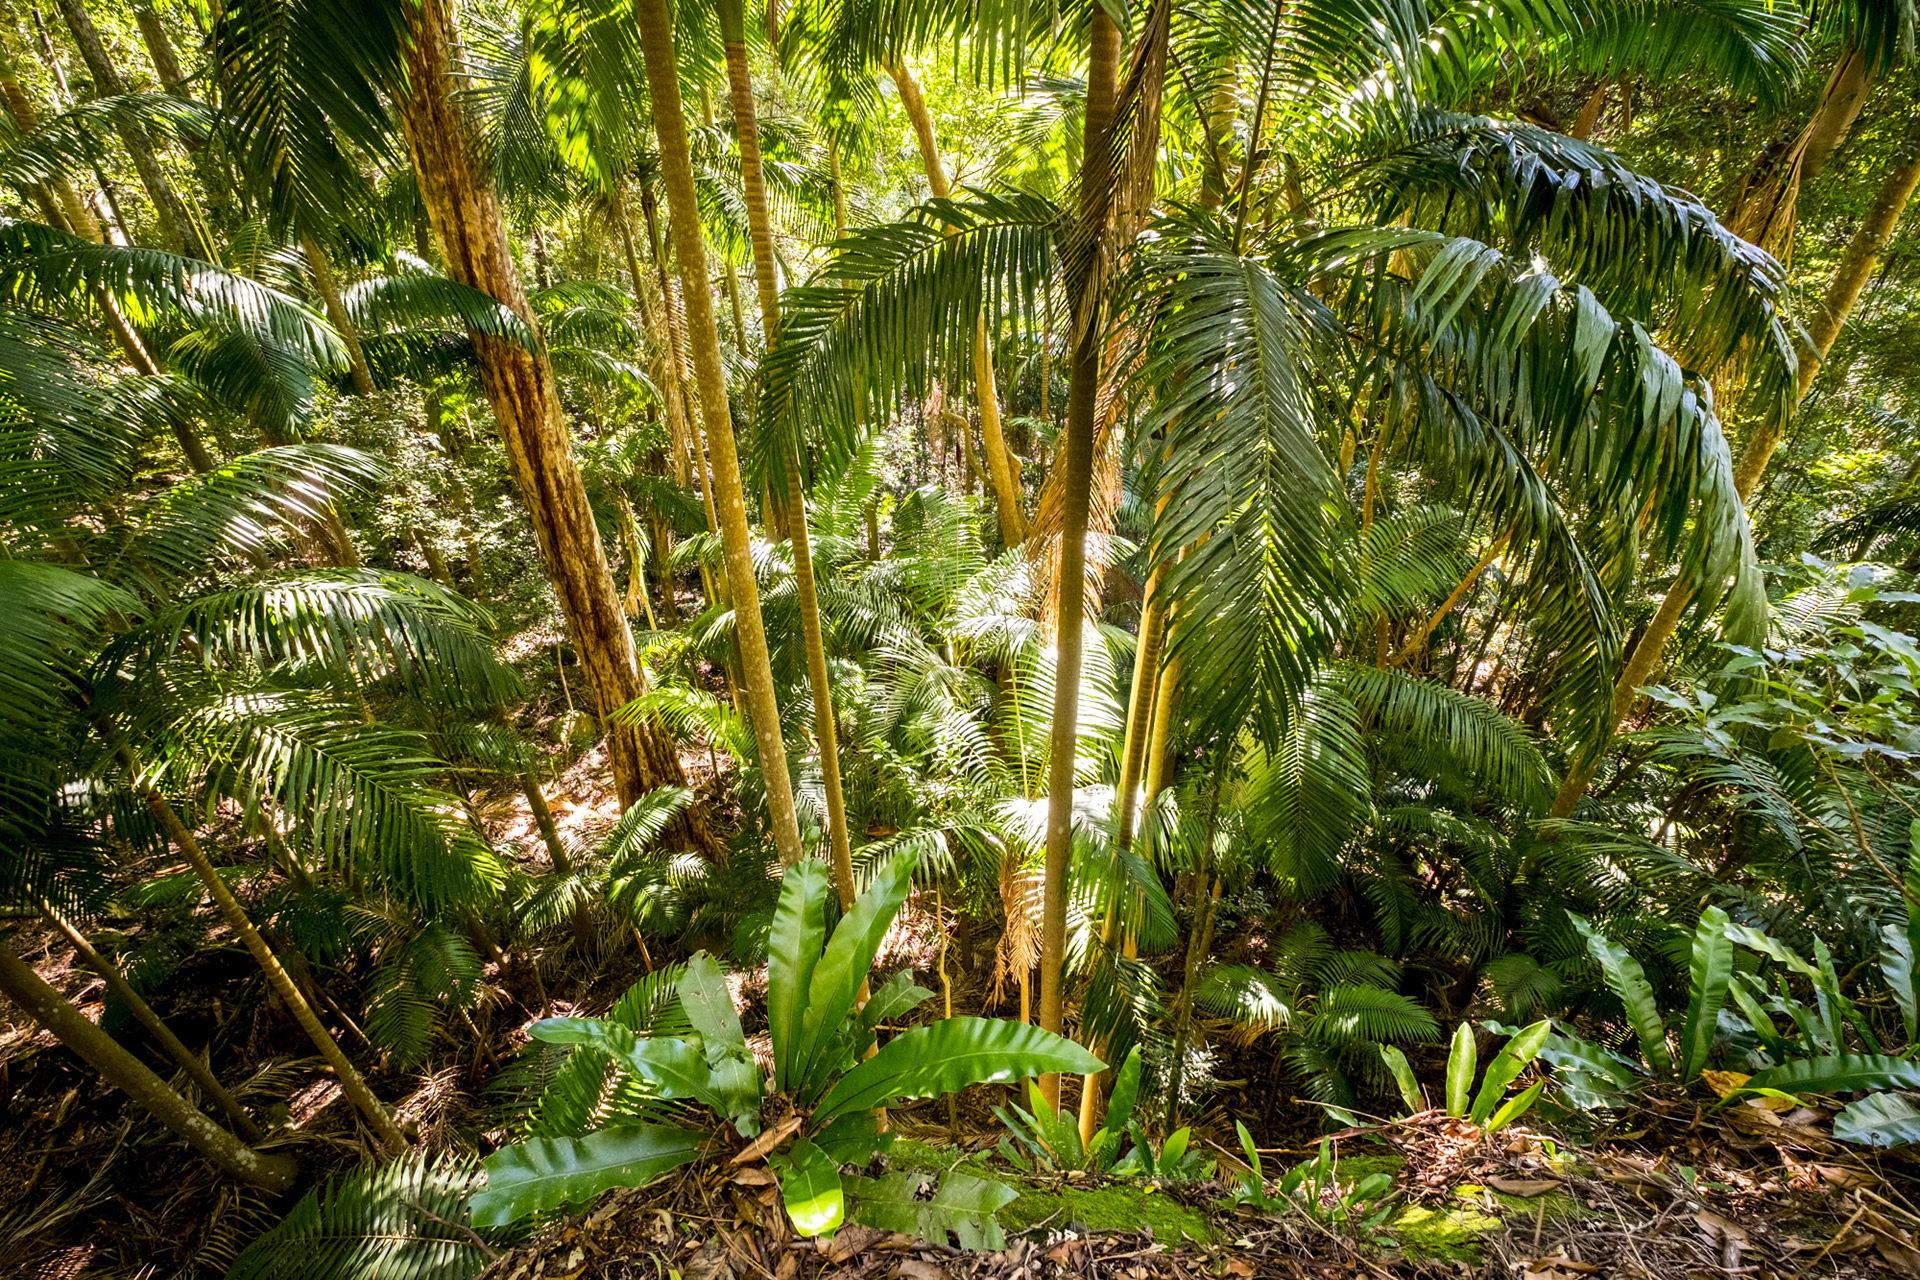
[1002,1183,1215,1244]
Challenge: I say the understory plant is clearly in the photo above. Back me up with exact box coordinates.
[473,852,1101,1238]
[1378,1018,1552,1133]
[994,1047,1207,1178]
[1552,910,1920,1143]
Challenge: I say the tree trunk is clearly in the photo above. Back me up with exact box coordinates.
[0,36,99,240]
[41,900,264,1141]
[1037,8,1123,1109]
[303,235,375,396]
[0,937,297,1191]
[53,0,210,259]
[395,0,714,852]
[889,59,1027,547]
[633,0,805,868]
[640,185,718,535]
[131,3,187,93]
[1725,45,1871,257]
[127,765,408,1155]
[1550,109,1920,819]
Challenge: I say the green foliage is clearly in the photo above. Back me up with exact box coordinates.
[478,853,1100,1237]
[226,1154,494,1280]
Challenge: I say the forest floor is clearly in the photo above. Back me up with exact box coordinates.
[472,1098,1920,1280]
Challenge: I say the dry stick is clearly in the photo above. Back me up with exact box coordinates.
[42,899,264,1141]
[1387,524,1514,667]
[111,737,408,1156]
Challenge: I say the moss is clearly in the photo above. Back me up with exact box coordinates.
[1383,1184,1579,1264]
[887,1139,966,1172]
[1001,1183,1214,1244]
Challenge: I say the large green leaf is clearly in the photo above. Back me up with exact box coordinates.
[1886,922,1920,1047]
[680,951,747,1063]
[1834,1092,1920,1147]
[1743,1055,1920,1099]
[1379,1044,1424,1115]
[1572,915,1672,1076]
[1103,1046,1143,1136]
[770,1138,845,1237]
[1470,1019,1551,1124]
[848,1171,1016,1250]
[528,1018,717,1106]
[1444,1023,1476,1118]
[813,1018,1104,1123]
[470,1125,704,1227]
[768,860,830,1093]
[1680,907,1734,1081]
[794,851,918,1100]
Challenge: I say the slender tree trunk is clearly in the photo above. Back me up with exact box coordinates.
[396,0,714,852]
[53,0,210,259]
[0,36,98,240]
[889,59,1027,547]
[1112,564,1168,850]
[303,235,375,396]
[640,185,717,535]
[0,937,297,1191]
[127,767,409,1156]
[633,0,805,867]
[131,2,186,92]
[1725,45,1871,257]
[41,900,264,1140]
[1550,111,1920,819]
[1037,8,1124,1109]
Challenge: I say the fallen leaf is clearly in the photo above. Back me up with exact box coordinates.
[1811,1164,1880,1190]
[1486,1176,1563,1198]
[1521,1257,1599,1280]
[731,1167,776,1187]
[1695,1211,1751,1245]
[731,1114,803,1166]
[826,1224,887,1264]
[1701,1070,1750,1098]
[891,1261,945,1280]
[1223,1261,1256,1277]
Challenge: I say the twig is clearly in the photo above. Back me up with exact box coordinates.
[404,1197,502,1260]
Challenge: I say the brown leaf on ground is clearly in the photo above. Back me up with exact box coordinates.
[891,1259,946,1280]
[1520,1256,1599,1279]
[1485,1176,1563,1197]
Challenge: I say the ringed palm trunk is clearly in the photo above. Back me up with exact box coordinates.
[396,0,718,855]
[0,36,97,240]
[888,59,1027,548]
[633,0,805,868]
[1550,109,1920,819]
[1725,45,1872,258]
[1037,8,1123,1110]
[0,937,297,1191]
[718,5,857,902]
[302,234,376,397]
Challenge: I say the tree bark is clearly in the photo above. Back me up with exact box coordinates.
[53,0,210,259]
[0,34,99,240]
[1037,8,1123,1109]
[889,59,1027,547]
[1725,45,1871,257]
[41,900,264,1141]
[395,0,715,852]
[0,937,297,1191]
[1550,109,1920,819]
[303,234,375,397]
[633,0,806,868]
[131,3,187,94]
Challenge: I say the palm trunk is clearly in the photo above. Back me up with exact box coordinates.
[0,938,297,1191]
[131,2,187,92]
[0,38,98,240]
[54,0,210,259]
[42,899,264,1140]
[302,235,375,396]
[119,749,407,1155]
[640,185,718,534]
[616,196,691,488]
[889,59,1027,547]
[1551,110,1920,819]
[718,7,857,900]
[1037,8,1124,1109]
[633,0,805,868]
[1725,45,1871,257]
[396,0,715,853]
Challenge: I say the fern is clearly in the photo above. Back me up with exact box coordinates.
[224,1154,495,1280]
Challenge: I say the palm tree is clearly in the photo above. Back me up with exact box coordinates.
[217,0,707,823]
[630,0,806,867]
